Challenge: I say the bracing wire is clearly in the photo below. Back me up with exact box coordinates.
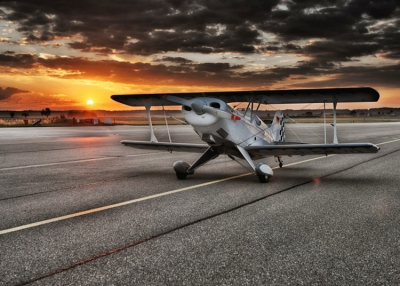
[284,114,324,141]
[227,155,255,174]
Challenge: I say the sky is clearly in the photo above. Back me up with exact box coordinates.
[0,0,399,111]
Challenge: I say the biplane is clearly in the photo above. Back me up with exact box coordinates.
[111,87,380,183]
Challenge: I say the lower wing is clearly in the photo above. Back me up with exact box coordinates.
[246,143,380,157]
[121,140,208,153]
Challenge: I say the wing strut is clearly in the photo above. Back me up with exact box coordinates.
[162,106,172,143]
[324,101,327,144]
[145,102,158,142]
[333,99,338,144]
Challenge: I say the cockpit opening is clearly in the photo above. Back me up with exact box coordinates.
[210,102,220,109]
[183,105,192,111]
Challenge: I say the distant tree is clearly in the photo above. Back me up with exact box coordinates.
[41,108,51,118]
[305,111,313,116]
[10,112,15,118]
[378,111,381,115]
[21,111,29,118]
[60,114,66,120]
[350,110,357,116]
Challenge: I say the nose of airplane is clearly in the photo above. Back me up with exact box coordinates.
[191,99,206,115]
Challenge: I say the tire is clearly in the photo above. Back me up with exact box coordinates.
[176,172,187,180]
[258,175,269,183]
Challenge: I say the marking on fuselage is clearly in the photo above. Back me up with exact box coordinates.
[1,138,399,235]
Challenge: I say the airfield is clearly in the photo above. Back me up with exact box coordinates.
[1,123,400,285]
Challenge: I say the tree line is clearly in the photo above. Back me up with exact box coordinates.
[9,108,51,119]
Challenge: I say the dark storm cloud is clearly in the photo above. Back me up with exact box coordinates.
[194,63,244,73]
[302,41,382,62]
[0,52,37,68]
[262,0,400,61]
[287,64,400,89]
[2,0,399,64]
[153,57,193,64]
[0,0,276,55]
[0,87,29,100]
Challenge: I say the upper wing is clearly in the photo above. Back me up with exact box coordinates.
[121,140,208,153]
[111,87,379,107]
[245,143,380,157]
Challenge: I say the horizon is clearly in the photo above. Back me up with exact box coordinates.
[2,106,400,114]
[1,1,400,111]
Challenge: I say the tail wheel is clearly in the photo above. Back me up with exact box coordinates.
[258,175,269,183]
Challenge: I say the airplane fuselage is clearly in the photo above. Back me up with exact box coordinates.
[181,97,274,151]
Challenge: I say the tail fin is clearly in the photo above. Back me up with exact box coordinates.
[270,110,285,142]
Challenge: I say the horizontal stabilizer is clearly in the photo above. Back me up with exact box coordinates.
[121,141,208,153]
[246,143,380,156]
[111,87,379,107]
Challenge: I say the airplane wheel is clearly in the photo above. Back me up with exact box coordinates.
[279,162,283,168]
[258,175,269,183]
[176,172,187,180]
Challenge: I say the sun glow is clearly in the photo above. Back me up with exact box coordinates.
[87,99,94,105]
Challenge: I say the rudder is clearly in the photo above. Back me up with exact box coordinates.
[270,110,285,142]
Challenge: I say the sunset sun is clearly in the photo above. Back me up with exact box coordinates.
[87,99,94,105]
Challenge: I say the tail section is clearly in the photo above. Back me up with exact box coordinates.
[270,110,285,142]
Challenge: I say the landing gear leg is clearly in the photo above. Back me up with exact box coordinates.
[278,156,283,168]
[236,145,273,183]
[173,147,219,180]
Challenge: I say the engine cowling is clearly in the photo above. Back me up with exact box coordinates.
[182,98,232,127]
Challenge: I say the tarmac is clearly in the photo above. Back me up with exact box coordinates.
[1,123,400,285]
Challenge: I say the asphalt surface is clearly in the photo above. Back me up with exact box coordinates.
[1,123,400,285]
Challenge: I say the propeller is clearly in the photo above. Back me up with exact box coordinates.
[160,95,240,121]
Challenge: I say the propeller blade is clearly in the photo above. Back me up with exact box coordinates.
[160,95,240,120]
[160,95,191,106]
[203,106,241,121]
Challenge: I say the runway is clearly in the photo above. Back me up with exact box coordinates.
[1,123,400,285]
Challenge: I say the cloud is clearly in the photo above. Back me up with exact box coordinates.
[0,52,37,68]
[1,0,398,66]
[1,52,399,90]
[0,86,29,101]
[194,63,244,73]
[153,56,193,64]
[0,0,399,68]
